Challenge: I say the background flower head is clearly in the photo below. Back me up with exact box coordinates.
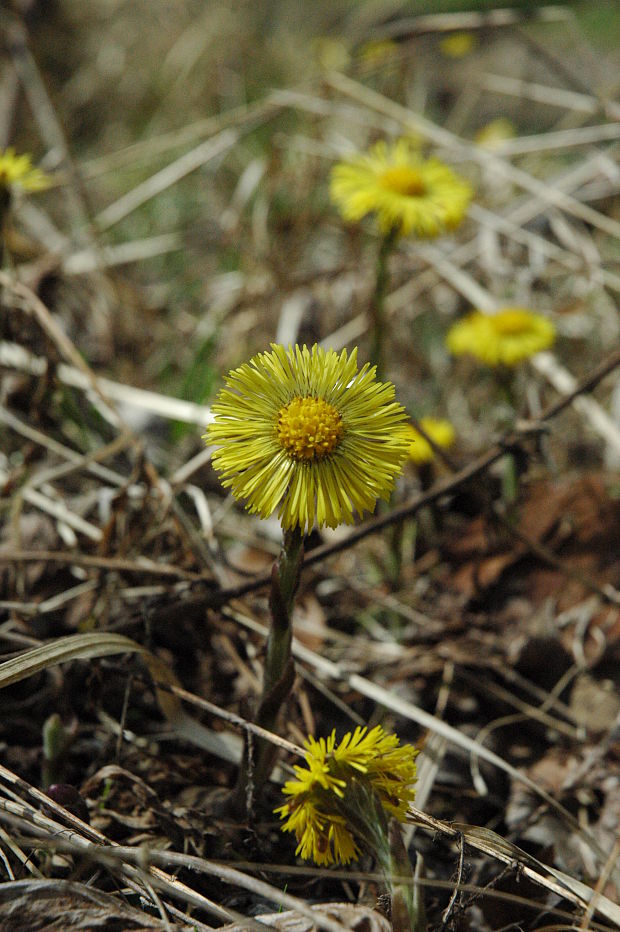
[440,31,476,59]
[406,418,456,465]
[446,307,556,367]
[0,148,50,194]
[205,344,411,533]
[275,726,418,865]
[475,117,516,151]
[330,139,472,238]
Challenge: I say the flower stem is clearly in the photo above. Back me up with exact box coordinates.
[387,820,425,932]
[0,187,11,267]
[264,526,303,696]
[232,526,304,815]
[370,226,398,380]
[495,366,521,513]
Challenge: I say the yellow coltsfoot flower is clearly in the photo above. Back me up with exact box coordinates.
[330,139,472,238]
[446,307,556,367]
[475,118,516,151]
[0,148,50,193]
[312,37,351,72]
[205,344,410,533]
[406,417,456,465]
[275,725,418,866]
[357,38,399,67]
[439,31,477,59]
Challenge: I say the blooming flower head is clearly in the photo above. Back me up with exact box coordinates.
[0,148,50,194]
[330,139,472,239]
[406,417,456,465]
[446,307,556,367]
[205,344,410,533]
[275,725,418,866]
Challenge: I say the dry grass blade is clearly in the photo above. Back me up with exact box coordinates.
[95,128,241,231]
[0,796,241,927]
[478,72,620,120]
[376,5,573,37]
[0,633,241,761]
[0,549,207,582]
[0,802,352,932]
[61,233,182,275]
[0,471,103,541]
[406,806,620,925]
[0,272,122,427]
[0,879,171,930]
[457,824,620,926]
[0,340,213,426]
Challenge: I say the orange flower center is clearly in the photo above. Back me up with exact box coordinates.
[277,396,344,462]
[379,166,427,198]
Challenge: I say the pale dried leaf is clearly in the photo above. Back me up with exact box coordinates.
[221,903,391,932]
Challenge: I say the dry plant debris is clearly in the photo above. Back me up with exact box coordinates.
[1,2,620,929]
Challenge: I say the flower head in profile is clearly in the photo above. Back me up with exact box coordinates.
[330,139,472,238]
[446,308,555,367]
[205,344,410,533]
[275,726,418,865]
[0,148,50,194]
[406,417,456,465]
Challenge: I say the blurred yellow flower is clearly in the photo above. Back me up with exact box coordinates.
[330,139,472,238]
[205,344,410,533]
[475,118,516,151]
[446,308,556,367]
[440,32,476,59]
[0,148,50,193]
[275,726,418,865]
[312,37,351,72]
[357,38,399,67]
[406,418,456,465]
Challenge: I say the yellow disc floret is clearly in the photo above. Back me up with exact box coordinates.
[277,396,344,462]
[379,166,426,198]
[490,308,541,336]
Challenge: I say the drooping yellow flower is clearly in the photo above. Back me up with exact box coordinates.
[330,139,472,238]
[275,726,418,866]
[406,418,456,465]
[0,148,50,193]
[446,308,556,367]
[205,344,410,533]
